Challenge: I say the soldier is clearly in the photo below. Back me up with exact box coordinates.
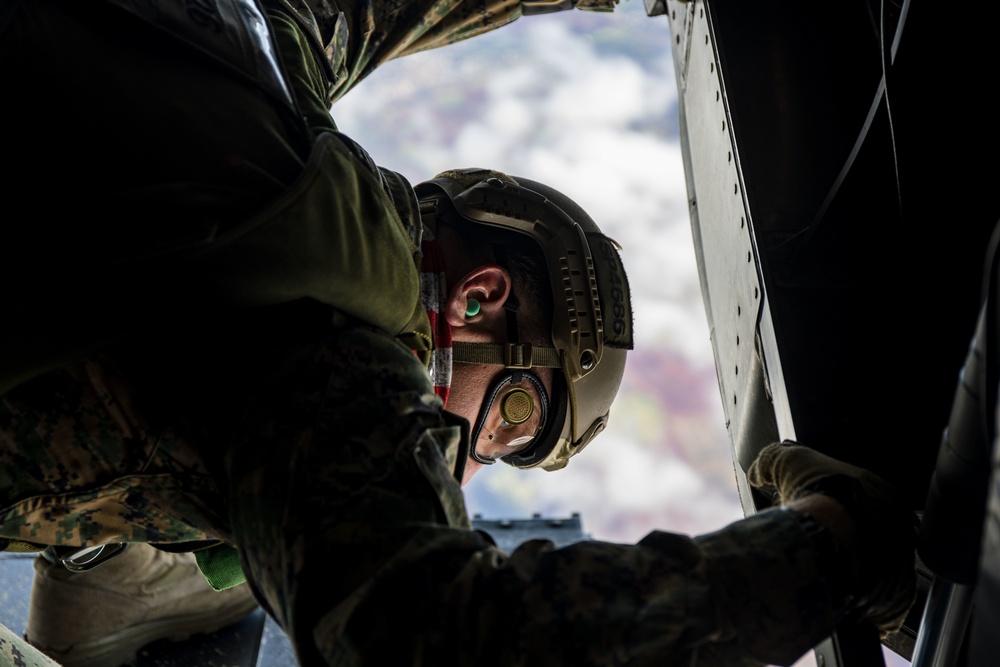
[0,1,915,666]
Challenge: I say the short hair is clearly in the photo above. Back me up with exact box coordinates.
[432,167,555,348]
[494,231,553,348]
[439,218,554,347]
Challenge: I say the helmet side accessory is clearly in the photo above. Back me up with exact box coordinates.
[468,363,551,465]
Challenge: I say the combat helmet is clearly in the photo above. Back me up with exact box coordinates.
[414,170,634,471]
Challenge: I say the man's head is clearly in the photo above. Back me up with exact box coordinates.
[415,169,634,484]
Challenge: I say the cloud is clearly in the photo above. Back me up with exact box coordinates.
[334,3,743,541]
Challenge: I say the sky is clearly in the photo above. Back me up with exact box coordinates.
[332,0,744,543]
[330,3,911,666]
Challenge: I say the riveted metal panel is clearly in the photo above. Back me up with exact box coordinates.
[667,0,780,515]
[664,0,1000,663]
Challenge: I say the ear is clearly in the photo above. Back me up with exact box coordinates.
[445,264,512,330]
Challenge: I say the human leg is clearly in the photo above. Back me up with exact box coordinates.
[0,622,60,667]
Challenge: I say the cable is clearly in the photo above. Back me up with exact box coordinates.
[779,0,911,255]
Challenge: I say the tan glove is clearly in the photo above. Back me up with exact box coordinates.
[574,0,618,11]
[747,441,918,638]
[520,0,618,14]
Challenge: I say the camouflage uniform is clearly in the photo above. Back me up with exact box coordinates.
[1,1,849,665]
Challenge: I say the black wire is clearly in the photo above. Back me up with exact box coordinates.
[782,0,911,254]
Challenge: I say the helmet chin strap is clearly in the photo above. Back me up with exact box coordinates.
[451,243,561,371]
[464,257,551,465]
[469,291,523,466]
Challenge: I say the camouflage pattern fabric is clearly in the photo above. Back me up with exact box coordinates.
[292,0,608,104]
[1,322,843,667]
[0,1,849,665]
[0,358,230,549]
[0,624,60,667]
[225,319,841,667]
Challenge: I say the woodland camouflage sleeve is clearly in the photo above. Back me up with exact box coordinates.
[225,323,844,667]
[293,0,614,103]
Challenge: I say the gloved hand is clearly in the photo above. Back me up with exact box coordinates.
[521,0,618,15]
[747,441,918,638]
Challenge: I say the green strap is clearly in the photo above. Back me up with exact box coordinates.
[194,543,248,591]
[452,342,562,369]
[0,538,45,553]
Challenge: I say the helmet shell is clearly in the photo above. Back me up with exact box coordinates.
[415,171,633,471]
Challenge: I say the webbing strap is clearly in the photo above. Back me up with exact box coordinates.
[0,538,44,553]
[452,342,561,369]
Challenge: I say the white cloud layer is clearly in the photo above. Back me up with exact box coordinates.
[333,1,742,541]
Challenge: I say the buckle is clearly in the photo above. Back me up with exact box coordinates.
[504,343,534,369]
[60,543,129,572]
[521,0,575,15]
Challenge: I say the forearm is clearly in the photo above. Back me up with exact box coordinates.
[236,486,840,666]
[325,0,523,102]
[320,0,616,103]
[224,327,844,666]
[695,508,849,666]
